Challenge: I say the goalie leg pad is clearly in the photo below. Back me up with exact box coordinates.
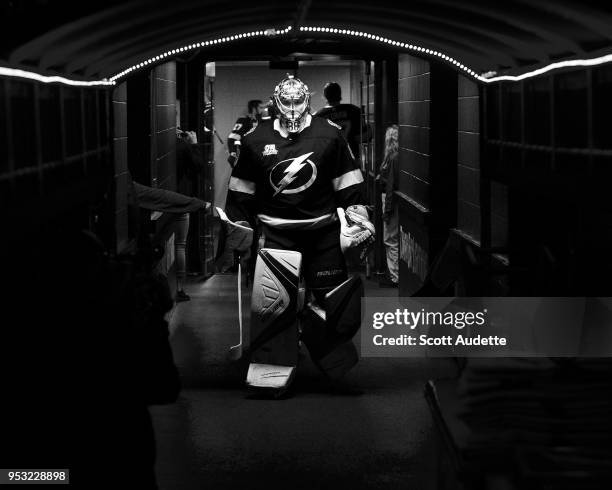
[315,341,358,381]
[300,275,363,377]
[325,274,364,339]
[248,248,302,390]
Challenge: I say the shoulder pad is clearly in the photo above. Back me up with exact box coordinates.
[327,119,342,130]
[244,126,257,137]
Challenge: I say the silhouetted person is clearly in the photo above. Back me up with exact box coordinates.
[376,125,399,287]
[227,99,266,168]
[79,230,181,488]
[175,129,204,301]
[3,220,181,488]
[314,82,371,158]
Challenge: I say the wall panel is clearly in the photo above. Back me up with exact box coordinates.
[483,64,612,294]
[396,54,457,294]
[1,78,112,251]
[457,75,480,243]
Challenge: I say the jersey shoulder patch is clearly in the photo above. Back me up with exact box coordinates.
[327,119,342,130]
[244,125,257,137]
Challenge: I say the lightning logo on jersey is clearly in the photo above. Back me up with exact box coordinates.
[227,116,364,229]
[269,152,317,196]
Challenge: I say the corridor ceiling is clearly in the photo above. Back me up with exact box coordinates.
[2,0,612,82]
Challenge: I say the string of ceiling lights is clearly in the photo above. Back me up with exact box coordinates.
[1,24,611,87]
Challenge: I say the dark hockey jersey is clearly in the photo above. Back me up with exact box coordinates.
[226,115,365,230]
[314,103,369,157]
[227,116,257,154]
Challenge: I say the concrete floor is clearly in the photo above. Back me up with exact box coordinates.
[151,273,457,490]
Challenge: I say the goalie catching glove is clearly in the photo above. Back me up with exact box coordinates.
[337,205,375,264]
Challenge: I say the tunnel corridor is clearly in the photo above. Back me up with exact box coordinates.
[2,1,612,489]
[151,273,450,490]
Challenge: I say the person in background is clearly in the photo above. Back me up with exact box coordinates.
[227,99,266,168]
[314,82,371,159]
[173,128,204,301]
[261,98,277,122]
[377,125,399,288]
[131,172,209,302]
[224,100,267,274]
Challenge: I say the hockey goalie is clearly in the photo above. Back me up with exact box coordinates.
[223,75,375,398]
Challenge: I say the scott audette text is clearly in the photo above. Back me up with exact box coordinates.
[373,334,507,346]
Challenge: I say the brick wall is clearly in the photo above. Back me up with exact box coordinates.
[397,54,431,293]
[398,54,430,208]
[396,54,458,294]
[151,62,177,191]
[457,75,480,243]
[112,82,129,252]
[149,62,178,281]
[115,63,179,284]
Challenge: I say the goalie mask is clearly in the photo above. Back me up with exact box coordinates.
[272,75,311,133]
